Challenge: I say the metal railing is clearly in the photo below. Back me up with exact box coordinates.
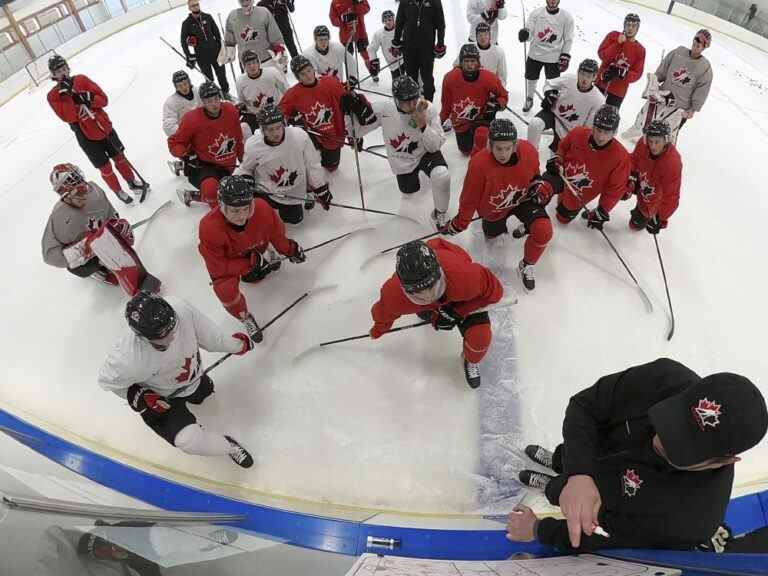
[674,0,768,39]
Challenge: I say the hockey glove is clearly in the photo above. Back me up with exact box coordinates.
[483,97,502,122]
[496,0,505,7]
[356,37,369,52]
[58,78,74,97]
[241,251,281,283]
[107,217,134,246]
[232,332,253,355]
[434,44,447,59]
[288,240,306,263]
[270,43,285,56]
[583,206,610,230]
[72,91,93,107]
[433,306,463,331]
[525,178,555,206]
[542,89,559,111]
[313,184,333,210]
[391,37,403,50]
[440,218,463,236]
[186,56,197,69]
[367,58,381,76]
[646,216,666,235]
[623,171,639,200]
[602,66,618,83]
[558,53,571,73]
[482,9,498,23]
[518,28,530,42]
[127,384,170,416]
[341,12,357,23]
[545,154,562,177]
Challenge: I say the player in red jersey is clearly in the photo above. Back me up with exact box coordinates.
[442,119,554,293]
[440,43,508,155]
[370,239,503,389]
[329,0,372,69]
[46,55,148,206]
[596,13,646,109]
[280,55,374,171]
[546,105,631,230]
[198,175,306,343]
[169,81,245,208]
[625,120,682,234]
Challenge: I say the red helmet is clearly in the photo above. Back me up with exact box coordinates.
[50,163,87,198]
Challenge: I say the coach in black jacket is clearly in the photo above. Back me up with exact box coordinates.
[507,358,767,551]
[180,0,230,96]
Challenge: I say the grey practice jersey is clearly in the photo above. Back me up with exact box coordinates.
[162,89,201,137]
[235,67,288,115]
[655,46,713,112]
[303,42,347,80]
[466,0,508,44]
[224,6,284,62]
[525,7,574,64]
[41,182,117,269]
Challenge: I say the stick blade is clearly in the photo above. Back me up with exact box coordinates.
[291,345,322,365]
[638,286,654,314]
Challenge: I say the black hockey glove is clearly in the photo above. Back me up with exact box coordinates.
[288,240,306,263]
[482,9,498,23]
[518,28,529,42]
[127,384,170,420]
[391,37,403,49]
[542,89,559,111]
[313,183,333,210]
[368,58,381,76]
[602,66,617,83]
[433,44,447,59]
[341,12,357,23]
[241,252,281,283]
[433,306,463,331]
[583,206,610,230]
[496,0,505,7]
[545,154,561,177]
[58,77,74,96]
[646,216,666,235]
[186,56,197,69]
[72,91,92,107]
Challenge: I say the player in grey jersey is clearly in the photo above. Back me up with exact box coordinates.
[221,0,285,72]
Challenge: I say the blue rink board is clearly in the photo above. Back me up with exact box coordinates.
[1,408,766,574]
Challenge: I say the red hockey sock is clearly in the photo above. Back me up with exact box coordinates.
[99,164,121,193]
[213,278,248,319]
[523,218,553,264]
[463,323,492,363]
[113,154,136,184]
[200,177,220,207]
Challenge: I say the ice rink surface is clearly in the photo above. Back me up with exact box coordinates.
[1,0,768,514]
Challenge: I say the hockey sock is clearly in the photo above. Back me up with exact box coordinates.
[463,323,492,363]
[526,79,538,100]
[200,177,220,207]
[113,154,136,184]
[523,218,553,264]
[99,164,121,193]
[527,117,546,149]
[174,424,231,456]
[429,165,451,214]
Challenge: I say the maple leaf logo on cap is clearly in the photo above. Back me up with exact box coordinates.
[622,468,643,497]
[691,397,722,430]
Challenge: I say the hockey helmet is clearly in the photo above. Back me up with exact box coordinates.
[314,25,331,38]
[392,75,420,102]
[125,292,177,340]
[218,175,255,207]
[198,81,221,99]
[475,22,491,36]
[257,104,284,126]
[695,29,712,48]
[290,55,314,77]
[459,43,480,63]
[50,163,87,197]
[644,120,670,140]
[241,50,260,65]
[382,10,395,22]
[48,54,68,74]
[396,241,441,294]
[593,105,620,132]
[172,70,190,85]
[624,13,641,25]
[578,58,599,75]
[489,118,517,142]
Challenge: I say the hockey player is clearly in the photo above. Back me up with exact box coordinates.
[235,50,288,134]
[393,0,447,102]
[42,163,161,296]
[235,105,330,224]
[356,75,450,228]
[280,55,375,171]
[527,58,603,153]
[625,121,682,235]
[168,81,245,208]
[329,0,372,72]
[596,13,646,109]
[547,105,631,229]
[440,44,508,156]
[370,239,504,389]
[180,0,230,97]
[443,119,553,292]
[198,175,306,343]
[98,292,255,469]
[257,0,299,58]
[518,0,574,112]
[47,55,148,206]
[163,71,201,176]
[222,0,286,71]
[467,0,507,45]
[303,25,347,80]
[455,23,507,86]
[366,10,403,83]
[622,29,713,144]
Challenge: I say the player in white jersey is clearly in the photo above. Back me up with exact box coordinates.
[454,22,506,86]
[98,292,254,468]
[527,58,603,153]
[235,50,288,134]
[303,25,347,81]
[234,105,330,224]
[466,0,507,45]
[356,75,450,229]
[163,71,201,176]
[518,0,574,112]
[366,10,403,82]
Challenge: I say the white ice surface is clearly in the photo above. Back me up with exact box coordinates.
[1,0,767,514]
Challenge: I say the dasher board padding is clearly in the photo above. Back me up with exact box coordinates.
[345,553,680,576]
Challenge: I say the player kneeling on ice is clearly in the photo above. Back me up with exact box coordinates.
[355,75,450,229]
[369,239,503,389]
[169,81,245,208]
[235,49,287,136]
[442,119,554,293]
[42,163,161,295]
[98,292,255,468]
[163,71,201,176]
[545,105,630,230]
[235,105,330,224]
[527,59,603,154]
[198,175,306,343]
[624,121,682,235]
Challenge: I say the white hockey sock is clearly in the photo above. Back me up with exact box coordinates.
[527,117,546,149]
[174,424,231,456]
[526,79,538,100]
[429,165,450,214]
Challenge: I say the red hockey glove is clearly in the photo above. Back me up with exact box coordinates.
[270,43,285,55]
[232,332,253,355]
[558,53,571,73]
[434,44,447,59]
[186,35,197,47]
[623,171,639,200]
[582,206,610,230]
[526,179,554,206]
[127,384,170,415]
[496,0,505,7]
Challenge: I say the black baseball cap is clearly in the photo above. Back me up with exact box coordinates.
[649,372,767,467]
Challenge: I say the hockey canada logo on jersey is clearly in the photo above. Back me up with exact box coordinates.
[537,27,557,43]
[672,67,692,86]
[306,101,333,129]
[622,469,643,497]
[251,93,274,111]
[389,132,419,154]
[320,67,340,78]
[557,103,579,123]
[452,97,480,123]
[208,133,237,160]
[638,173,656,201]
[691,397,722,430]
[489,184,526,211]
[240,26,258,41]
[269,165,299,188]
[564,163,593,193]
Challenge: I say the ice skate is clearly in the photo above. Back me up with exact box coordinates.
[463,356,481,389]
[241,312,264,344]
[519,469,555,491]
[517,260,536,292]
[225,435,254,468]
[525,444,554,470]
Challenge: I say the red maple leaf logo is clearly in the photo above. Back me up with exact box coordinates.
[622,469,643,497]
[691,397,722,430]
[537,26,553,41]
[270,166,286,184]
[564,162,593,195]
[489,184,525,211]
[672,67,691,85]
[240,25,258,41]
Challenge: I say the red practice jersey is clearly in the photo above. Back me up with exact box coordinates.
[198,199,294,281]
[630,138,683,223]
[440,69,508,134]
[454,141,541,230]
[596,31,645,98]
[329,0,370,45]
[558,126,631,213]
[370,238,503,337]
[168,103,244,169]
[279,76,347,150]
[47,74,112,141]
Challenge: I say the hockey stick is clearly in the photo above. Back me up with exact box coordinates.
[343,19,366,210]
[217,13,238,90]
[505,106,530,126]
[285,7,303,56]
[357,56,403,85]
[303,127,389,159]
[159,37,213,82]
[355,86,391,99]
[519,0,528,101]
[130,200,171,231]
[276,227,374,262]
[654,235,675,340]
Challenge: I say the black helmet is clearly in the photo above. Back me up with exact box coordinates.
[218,175,255,207]
[593,105,620,132]
[257,104,284,126]
[241,49,260,64]
[459,43,480,63]
[624,13,641,25]
[489,118,517,142]
[475,22,491,35]
[382,10,395,22]
[644,120,670,140]
[396,241,441,294]
[392,75,420,101]
[290,55,313,77]
[126,292,177,340]
[172,70,190,85]
[314,25,330,38]
[48,54,68,74]
[199,81,221,99]
[578,58,599,75]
